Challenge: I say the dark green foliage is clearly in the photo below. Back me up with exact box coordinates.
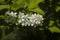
[0,0,60,40]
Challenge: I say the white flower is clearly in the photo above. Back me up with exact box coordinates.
[38,22,41,24]
[30,20,33,22]
[28,23,30,26]
[25,14,28,17]
[19,12,24,16]
[31,24,34,26]
[21,23,25,26]
[5,11,44,27]
[21,19,24,21]
[18,20,22,23]
[6,11,17,17]
[14,12,17,17]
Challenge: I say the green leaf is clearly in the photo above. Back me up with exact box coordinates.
[28,0,44,9]
[49,26,60,33]
[0,0,4,1]
[49,20,54,26]
[0,0,5,4]
[0,5,10,10]
[11,0,31,11]
[29,7,45,15]
[11,4,20,11]
[0,25,5,29]
[0,15,5,19]
[56,6,60,12]
[39,28,44,30]
[27,0,45,15]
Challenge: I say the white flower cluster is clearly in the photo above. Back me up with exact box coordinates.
[5,11,44,27]
[5,11,17,24]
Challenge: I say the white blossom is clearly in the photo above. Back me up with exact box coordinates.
[21,23,25,26]
[5,11,44,27]
[18,20,22,23]
[31,24,34,26]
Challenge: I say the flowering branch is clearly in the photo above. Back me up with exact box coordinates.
[5,11,44,28]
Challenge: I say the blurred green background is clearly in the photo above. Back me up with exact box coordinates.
[0,0,60,40]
